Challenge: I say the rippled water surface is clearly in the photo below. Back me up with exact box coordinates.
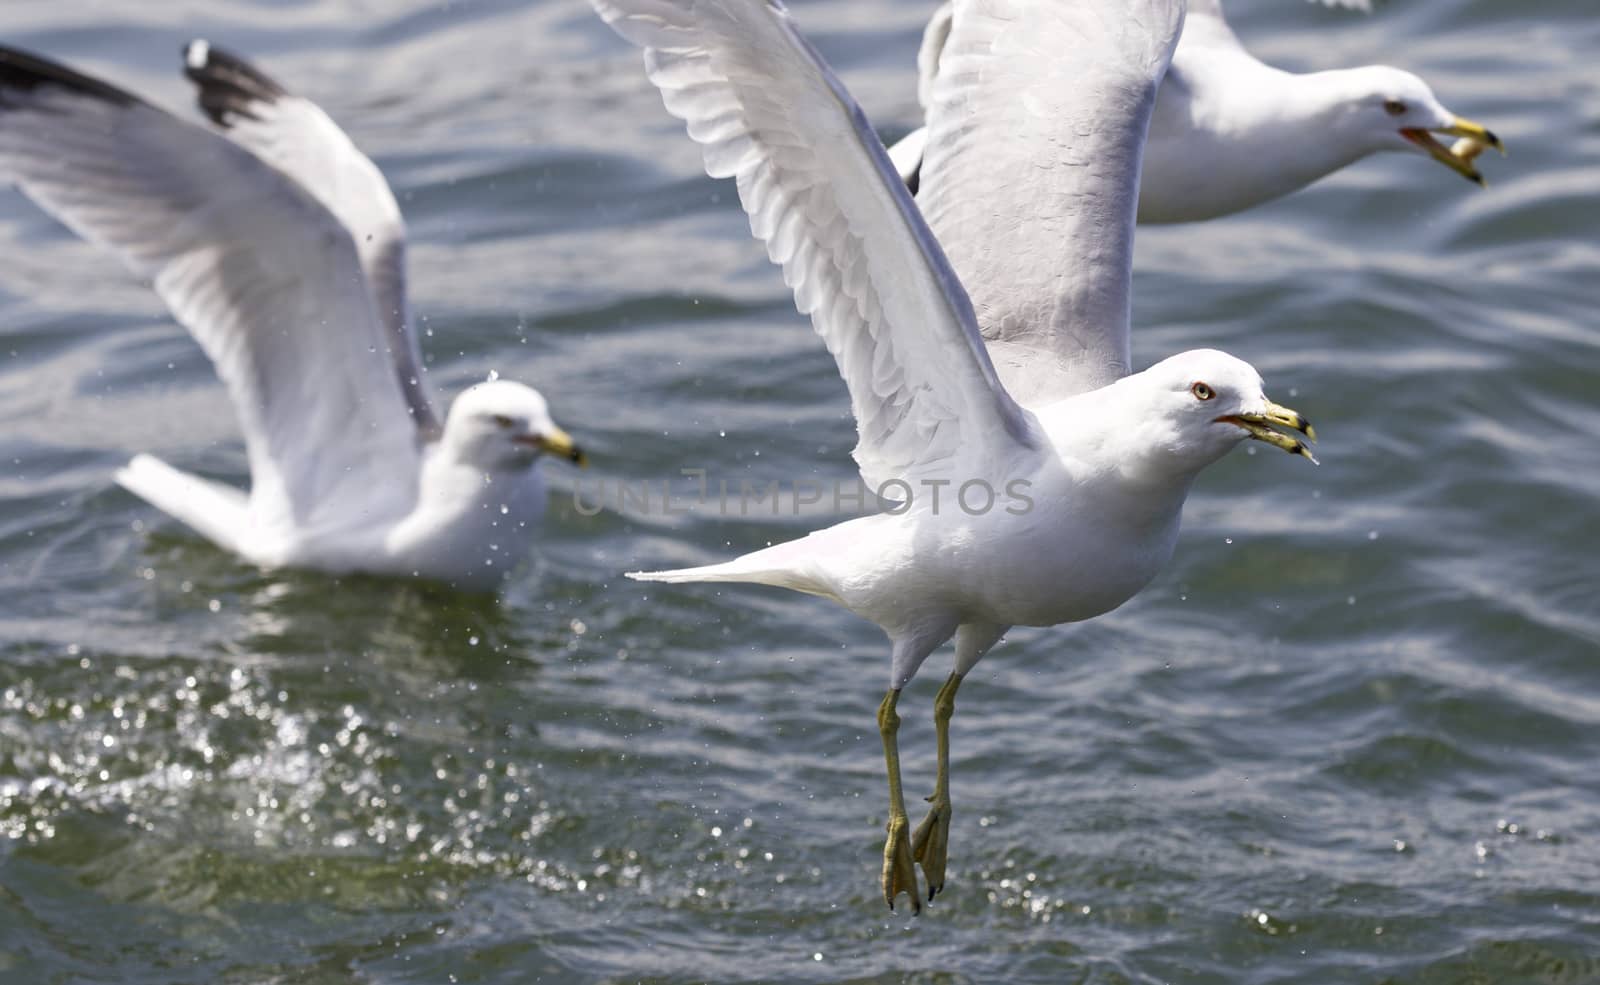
[2,1,1597,982]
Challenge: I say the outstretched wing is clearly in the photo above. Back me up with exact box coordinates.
[590,0,1039,491]
[182,40,440,438]
[0,46,419,535]
[914,0,1184,405]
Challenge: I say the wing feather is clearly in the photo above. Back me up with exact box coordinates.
[914,0,1183,405]
[0,46,418,535]
[181,40,439,438]
[592,0,1038,490]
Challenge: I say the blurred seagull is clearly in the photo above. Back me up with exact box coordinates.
[888,0,1504,222]
[0,44,585,590]
[591,0,1315,912]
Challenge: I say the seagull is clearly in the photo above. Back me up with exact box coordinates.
[888,0,1504,222]
[590,0,1315,912]
[0,43,585,590]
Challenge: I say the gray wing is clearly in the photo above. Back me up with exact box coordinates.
[182,40,440,439]
[590,0,1039,490]
[0,46,419,536]
[915,0,1184,405]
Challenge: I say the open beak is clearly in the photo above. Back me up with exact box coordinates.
[1216,400,1318,464]
[1400,117,1504,186]
[518,426,588,466]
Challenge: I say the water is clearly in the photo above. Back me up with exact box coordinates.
[1,0,1597,981]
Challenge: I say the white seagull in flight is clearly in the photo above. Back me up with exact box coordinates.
[591,0,1317,912]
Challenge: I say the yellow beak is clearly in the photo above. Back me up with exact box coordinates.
[533,426,588,467]
[1401,116,1505,186]
[1216,400,1318,464]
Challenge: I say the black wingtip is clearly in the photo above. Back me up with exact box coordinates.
[181,39,287,127]
[0,45,138,108]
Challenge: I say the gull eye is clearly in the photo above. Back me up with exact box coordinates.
[491,414,515,429]
[1190,382,1215,402]
[1384,99,1407,116]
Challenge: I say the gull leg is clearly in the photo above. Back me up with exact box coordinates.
[878,687,921,913]
[911,671,962,898]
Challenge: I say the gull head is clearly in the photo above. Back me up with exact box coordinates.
[1122,350,1317,475]
[1340,66,1503,185]
[441,379,587,472]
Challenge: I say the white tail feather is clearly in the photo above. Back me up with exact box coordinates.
[626,538,838,600]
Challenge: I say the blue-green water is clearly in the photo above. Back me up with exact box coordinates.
[1,1,1597,982]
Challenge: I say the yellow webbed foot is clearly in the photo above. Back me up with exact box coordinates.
[911,794,951,898]
[882,811,922,913]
